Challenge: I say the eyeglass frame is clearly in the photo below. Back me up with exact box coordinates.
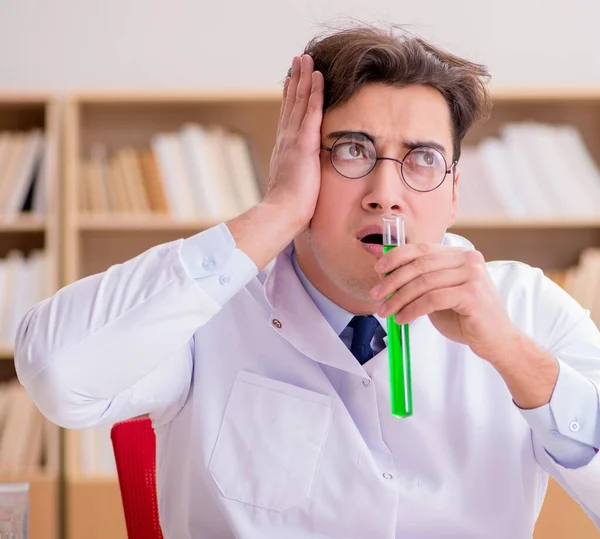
[321,133,458,193]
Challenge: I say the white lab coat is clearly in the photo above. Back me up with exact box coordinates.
[14,223,600,539]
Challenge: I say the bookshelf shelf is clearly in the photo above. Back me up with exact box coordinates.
[66,473,126,539]
[490,87,600,102]
[78,214,219,232]
[0,214,46,232]
[0,346,14,360]
[453,219,600,229]
[76,216,600,233]
[69,88,282,103]
[0,94,61,539]
[69,475,119,486]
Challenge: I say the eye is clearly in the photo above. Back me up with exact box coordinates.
[407,148,444,168]
[333,142,371,160]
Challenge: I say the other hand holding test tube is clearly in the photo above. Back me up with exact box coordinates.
[382,214,413,418]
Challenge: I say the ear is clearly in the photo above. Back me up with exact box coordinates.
[447,166,460,228]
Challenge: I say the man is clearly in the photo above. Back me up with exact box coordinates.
[15,24,600,539]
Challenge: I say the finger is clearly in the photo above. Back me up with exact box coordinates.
[375,244,469,274]
[371,249,469,300]
[288,54,315,133]
[280,56,300,132]
[276,76,291,138]
[377,267,469,318]
[299,70,324,142]
[393,285,464,325]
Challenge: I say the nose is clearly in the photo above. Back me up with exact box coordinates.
[361,159,405,213]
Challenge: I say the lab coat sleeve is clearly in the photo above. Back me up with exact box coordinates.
[518,359,599,468]
[14,222,258,429]
[525,269,600,526]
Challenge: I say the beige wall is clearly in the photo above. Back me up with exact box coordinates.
[0,0,598,90]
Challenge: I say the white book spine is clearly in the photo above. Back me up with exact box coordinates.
[225,133,263,212]
[532,124,595,217]
[206,126,242,219]
[151,133,196,219]
[477,138,527,219]
[178,125,222,219]
[3,130,45,218]
[0,260,7,347]
[556,126,600,210]
[499,124,556,219]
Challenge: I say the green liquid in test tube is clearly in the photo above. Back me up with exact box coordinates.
[382,214,413,418]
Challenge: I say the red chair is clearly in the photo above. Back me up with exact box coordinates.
[111,417,164,539]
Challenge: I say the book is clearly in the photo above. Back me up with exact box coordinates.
[457,122,600,221]
[80,122,264,221]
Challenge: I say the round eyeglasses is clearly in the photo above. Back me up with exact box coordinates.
[322,132,456,193]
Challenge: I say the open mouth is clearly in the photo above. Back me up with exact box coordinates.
[360,233,385,245]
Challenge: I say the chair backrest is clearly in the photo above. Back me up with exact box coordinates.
[111,417,164,539]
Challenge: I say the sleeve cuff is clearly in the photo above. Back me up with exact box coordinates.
[550,359,600,447]
[179,222,258,307]
[518,359,599,468]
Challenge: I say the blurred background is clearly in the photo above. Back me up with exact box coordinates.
[1,0,600,89]
[0,0,599,538]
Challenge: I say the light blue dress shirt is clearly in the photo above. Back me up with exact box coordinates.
[180,229,600,469]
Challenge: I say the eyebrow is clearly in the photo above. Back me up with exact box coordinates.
[325,130,448,158]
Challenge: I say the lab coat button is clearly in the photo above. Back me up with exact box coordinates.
[569,421,580,432]
[219,274,231,286]
[202,256,215,271]
[382,472,393,480]
[272,319,282,329]
[362,378,371,386]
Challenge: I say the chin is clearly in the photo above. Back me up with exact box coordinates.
[338,266,380,298]
[308,233,377,286]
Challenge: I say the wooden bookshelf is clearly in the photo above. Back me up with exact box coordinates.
[63,88,600,278]
[58,88,600,539]
[66,476,126,539]
[0,94,61,539]
[455,218,600,228]
[62,90,282,539]
[63,89,280,284]
[0,94,61,300]
[452,90,600,272]
[78,213,219,231]
[0,214,46,231]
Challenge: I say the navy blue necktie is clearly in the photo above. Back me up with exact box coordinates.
[348,315,380,365]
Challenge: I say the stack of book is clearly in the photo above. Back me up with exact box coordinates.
[0,378,58,478]
[69,423,116,477]
[79,123,263,220]
[562,248,600,327]
[0,250,49,349]
[456,123,600,221]
[0,130,47,219]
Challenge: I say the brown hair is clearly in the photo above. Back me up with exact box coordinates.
[297,23,492,161]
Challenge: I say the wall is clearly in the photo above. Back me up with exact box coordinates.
[0,0,599,90]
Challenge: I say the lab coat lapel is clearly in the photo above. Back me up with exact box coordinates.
[264,244,366,377]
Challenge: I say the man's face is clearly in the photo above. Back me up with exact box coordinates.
[294,82,459,314]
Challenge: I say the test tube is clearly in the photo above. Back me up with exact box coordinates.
[381,214,413,418]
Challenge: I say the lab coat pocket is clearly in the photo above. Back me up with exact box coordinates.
[209,370,334,512]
